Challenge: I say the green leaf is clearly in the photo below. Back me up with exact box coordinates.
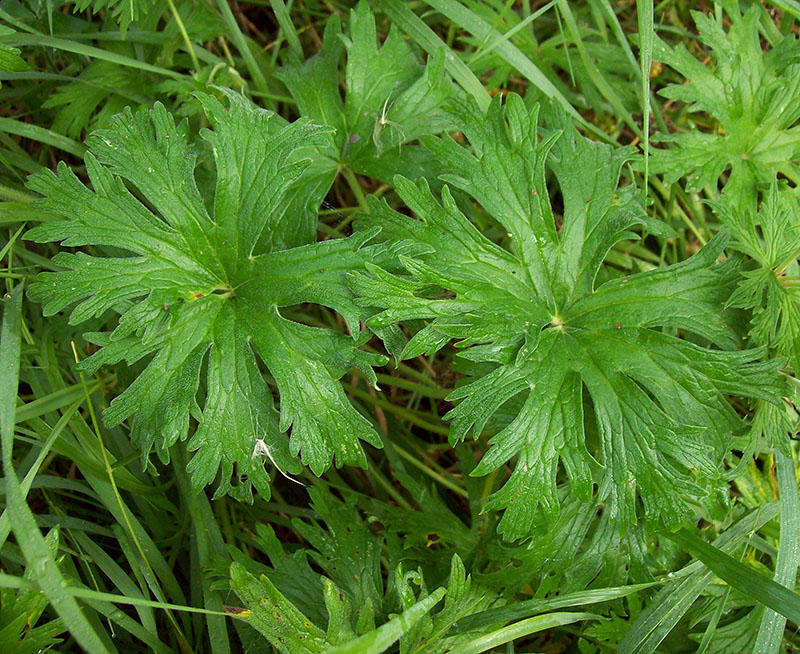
[353,94,786,538]
[68,0,156,36]
[275,0,455,222]
[0,26,27,90]
[722,183,800,373]
[227,563,329,654]
[26,91,387,500]
[650,5,800,197]
[326,588,446,654]
[41,61,149,140]
[403,554,496,654]
[227,542,449,654]
[291,487,384,627]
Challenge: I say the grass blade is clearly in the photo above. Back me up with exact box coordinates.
[379,0,491,111]
[0,283,115,653]
[174,447,232,654]
[755,451,800,653]
[211,0,271,101]
[326,588,446,654]
[0,117,85,158]
[0,33,185,78]
[0,572,228,615]
[589,0,639,76]
[0,399,81,549]
[636,0,653,202]
[269,0,303,62]
[620,503,781,653]
[456,582,658,632]
[419,0,596,131]
[555,0,641,137]
[460,612,599,654]
[665,525,800,626]
[765,0,800,19]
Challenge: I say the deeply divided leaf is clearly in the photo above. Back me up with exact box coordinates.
[650,5,800,197]
[26,91,389,500]
[352,94,785,538]
[276,0,455,230]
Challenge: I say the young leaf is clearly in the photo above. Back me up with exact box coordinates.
[352,94,785,538]
[26,91,388,501]
[400,554,496,654]
[41,61,150,140]
[721,183,800,373]
[243,576,444,654]
[275,0,455,222]
[649,5,800,197]
[326,588,445,654]
[67,0,156,36]
[292,487,385,631]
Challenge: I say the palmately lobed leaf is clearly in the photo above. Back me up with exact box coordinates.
[721,184,800,374]
[352,93,787,539]
[276,0,455,198]
[649,4,800,196]
[26,90,391,501]
[717,183,800,452]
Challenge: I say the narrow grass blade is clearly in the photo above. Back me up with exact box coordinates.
[456,582,658,632]
[0,399,81,549]
[71,530,158,635]
[327,588,446,654]
[755,451,800,653]
[555,0,641,137]
[0,33,185,78]
[765,0,800,19]
[419,0,590,128]
[174,447,232,654]
[0,284,115,653]
[211,0,271,100]
[468,1,555,68]
[0,201,51,225]
[83,598,176,654]
[0,117,85,157]
[665,526,800,626]
[460,612,599,654]
[589,0,639,76]
[620,503,780,653]
[0,573,228,615]
[379,0,491,111]
[269,0,303,62]
[14,382,99,424]
[636,0,653,202]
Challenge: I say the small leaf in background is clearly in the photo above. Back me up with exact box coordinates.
[0,26,27,89]
[275,0,456,234]
[649,4,800,198]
